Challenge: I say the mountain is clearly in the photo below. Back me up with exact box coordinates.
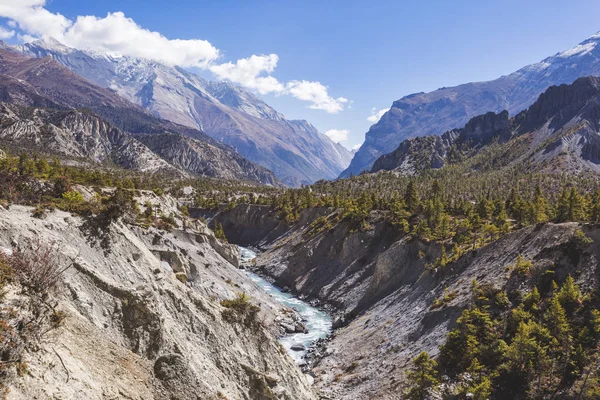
[371,76,600,176]
[341,31,600,177]
[0,46,279,185]
[15,39,353,186]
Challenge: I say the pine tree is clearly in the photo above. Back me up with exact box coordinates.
[556,275,583,314]
[405,352,439,400]
[556,188,570,222]
[405,180,419,212]
[533,184,549,223]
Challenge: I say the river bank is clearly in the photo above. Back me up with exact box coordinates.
[238,247,333,366]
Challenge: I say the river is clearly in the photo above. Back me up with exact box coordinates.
[239,246,332,364]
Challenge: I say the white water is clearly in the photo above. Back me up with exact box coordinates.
[238,246,332,363]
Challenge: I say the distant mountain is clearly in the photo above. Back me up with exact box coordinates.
[371,76,600,176]
[342,31,600,177]
[15,39,352,186]
[0,46,279,185]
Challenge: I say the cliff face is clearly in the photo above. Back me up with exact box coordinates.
[0,204,315,400]
[209,204,599,399]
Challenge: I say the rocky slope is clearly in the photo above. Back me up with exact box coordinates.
[207,204,599,399]
[0,47,279,185]
[0,200,316,399]
[0,103,178,175]
[14,39,353,186]
[371,76,600,176]
[342,31,600,177]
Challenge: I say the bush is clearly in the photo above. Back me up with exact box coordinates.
[0,241,69,395]
[62,190,84,204]
[213,223,227,242]
[9,239,73,297]
[221,292,260,327]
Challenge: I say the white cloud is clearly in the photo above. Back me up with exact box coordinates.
[367,107,390,123]
[0,0,348,113]
[324,129,349,143]
[287,81,348,113]
[209,54,284,95]
[0,26,14,39]
[351,143,362,151]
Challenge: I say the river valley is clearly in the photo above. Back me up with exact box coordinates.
[238,247,332,364]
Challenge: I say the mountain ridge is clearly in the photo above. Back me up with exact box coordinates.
[370,76,600,176]
[14,39,352,186]
[0,46,279,185]
[342,31,600,177]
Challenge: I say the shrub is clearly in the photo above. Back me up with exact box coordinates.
[431,290,457,309]
[0,241,69,395]
[512,254,532,276]
[213,223,227,241]
[221,292,260,327]
[62,190,84,204]
[9,240,73,297]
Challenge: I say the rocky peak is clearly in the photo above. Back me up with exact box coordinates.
[342,30,600,178]
[516,76,600,133]
[460,110,511,145]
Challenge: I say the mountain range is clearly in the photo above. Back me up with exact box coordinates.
[342,32,600,177]
[371,76,600,176]
[0,45,279,185]
[14,38,352,186]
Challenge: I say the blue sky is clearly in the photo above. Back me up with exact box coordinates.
[3,0,600,150]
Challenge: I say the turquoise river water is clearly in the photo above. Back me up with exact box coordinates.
[238,246,332,363]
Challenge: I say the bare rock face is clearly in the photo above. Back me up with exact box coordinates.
[0,205,315,400]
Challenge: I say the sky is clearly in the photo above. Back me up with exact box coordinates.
[1,0,600,150]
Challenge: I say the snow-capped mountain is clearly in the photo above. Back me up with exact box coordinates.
[0,45,279,185]
[16,39,352,186]
[341,31,600,178]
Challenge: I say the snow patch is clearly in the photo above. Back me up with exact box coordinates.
[558,42,596,58]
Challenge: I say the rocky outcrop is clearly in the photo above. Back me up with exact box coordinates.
[371,110,511,173]
[342,31,600,177]
[194,204,291,248]
[136,133,279,186]
[0,205,315,400]
[0,103,180,174]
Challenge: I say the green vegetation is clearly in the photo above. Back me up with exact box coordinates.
[220,292,260,328]
[405,352,439,400]
[431,289,458,309]
[409,275,600,399]
[213,223,227,241]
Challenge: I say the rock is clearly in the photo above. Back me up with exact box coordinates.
[0,205,316,400]
[281,322,296,333]
[294,322,308,333]
[291,344,305,351]
[175,272,188,284]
